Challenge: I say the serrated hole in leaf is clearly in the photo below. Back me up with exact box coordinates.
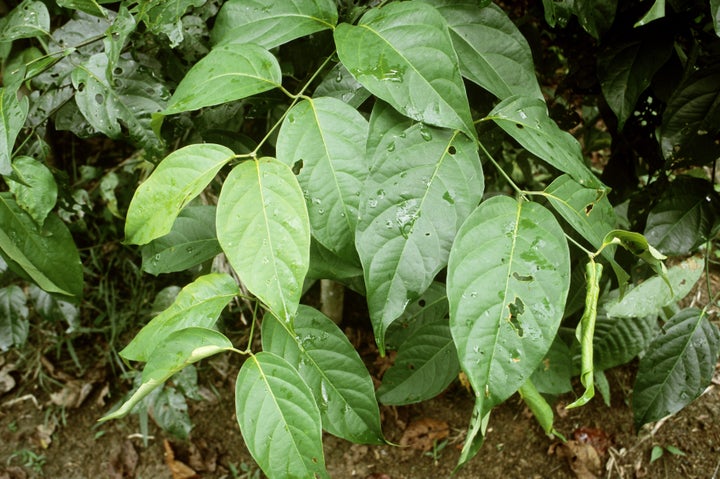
[507,297,525,337]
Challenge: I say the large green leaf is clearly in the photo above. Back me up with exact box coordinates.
[712,0,720,36]
[313,63,371,108]
[643,177,719,256]
[447,196,570,461]
[6,156,57,226]
[211,0,337,49]
[125,143,234,245]
[120,273,239,362]
[574,0,617,38]
[0,88,29,175]
[0,193,83,297]
[0,0,50,42]
[356,122,483,353]
[163,44,282,115]
[385,281,448,348]
[487,96,602,189]
[216,158,310,323]
[0,285,29,351]
[421,0,542,100]
[334,1,475,138]
[141,205,223,275]
[102,327,233,421]
[56,0,105,17]
[276,97,368,258]
[261,306,384,444]
[633,308,720,429]
[592,312,658,372]
[236,352,329,479]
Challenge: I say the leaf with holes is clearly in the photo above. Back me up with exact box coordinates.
[6,156,57,226]
[217,158,310,323]
[262,306,384,444]
[0,88,29,175]
[0,0,50,42]
[276,97,369,258]
[0,285,29,352]
[236,352,329,479]
[335,1,475,138]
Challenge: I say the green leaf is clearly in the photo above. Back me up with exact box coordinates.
[644,177,719,256]
[71,53,167,155]
[365,100,413,164]
[593,312,657,372]
[141,205,223,275]
[530,337,573,395]
[150,387,192,439]
[103,6,136,76]
[139,0,205,48]
[120,273,239,362]
[236,352,329,479]
[0,0,50,42]
[125,143,234,245]
[634,0,665,27]
[488,96,602,189]
[597,28,674,128]
[447,196,570,432]
[0,88,29,175]
[633,308,720,429]
[6,156,57,226]
[102,327,233,422]
[0,285,29,351]
[313,63,371,108]
[261,306,384,444]
[602,230,669,288]
[212,0,338,49]
[217,158,310,323]
[421,0,542,100]
[163,44,282,115]
[307,239,364,288]
[385,281,448,348]
[276,97,369,258]
[356,122,483,353]
[0,194,83,297]
[335,2,475,138]
[712,0,720,36]
[518,379,563,439]
[56,0,105,17]
[28,284,79,331]
[574,0,617,38]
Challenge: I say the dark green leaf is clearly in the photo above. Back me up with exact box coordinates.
[593,312,657,372]
[103,6,136,74]
[150,387,192,439]
[385,281,448,349]
[29,284,79,331]
[0,0,50,41]
[712,0,720,36]
[0,285,29,351]
[0,88,29,175]
[6,156,57,226]
[634,0,666,27]
[574,0,617,38]
[307,239,364,289]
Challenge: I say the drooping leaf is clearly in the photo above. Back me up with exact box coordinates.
[447,196,570,460]
[518,379,562,438]
[0,285,29,352]
[0,0,50,42]
[356,122,483,353]
[0,87,29,175]
[236,352,329,479]
[102,327,233,421]
[602,230,669,289]
[163,44,282,115]
[276,97,369,258]
[633,308,720,429]
[141,205,223,275]
[212,0,338,49]
[421,0,542,100]
[574,0,617,38]
[313,63,371,108]
[125,143,234,245]
[335,1,476,138]
[120,273,239,362]
[6,156,57,226]
[542,0,574,28]
[0,193,83,297]
[216,158,310,323]
[261,306,384,444]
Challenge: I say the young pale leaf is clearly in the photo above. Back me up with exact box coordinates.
[0,194,83,297]
[0,285,29,352]
[335,2,476,138]
[163,44,281,115]
[0,88,29,175]
[141,205,222,275]
[0,0,50,41]
[120,273,239,362]
[212,0,337,49]
[356,123,483,354]
[421,0,542,100]
[261,306,384,444]
[7,156,57,226]
[447,196,570,419]
[236,352,329,479]
[633,308,720,430]
[488,96,602,189]
[101,327,232,422]
[314,63,371,108]
[125,143,234,245]
[217,158,310,323]
[276,97,369,258]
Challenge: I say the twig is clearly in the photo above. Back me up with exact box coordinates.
[2,394,41,409]
[712,455,720,479]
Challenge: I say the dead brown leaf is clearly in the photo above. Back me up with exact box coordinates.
[49,380,94,409]
[108,440,138,479]
[0,466,28,479]
[550,440,602,479]
[164,439,199,479]
[35,422,56,449]
[399,417,450,452]
[0,364,16,394]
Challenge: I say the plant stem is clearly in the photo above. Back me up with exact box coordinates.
[320,279,344,324]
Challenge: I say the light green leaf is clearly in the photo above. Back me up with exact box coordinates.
[0,193,83,297]
[236,352,329,479]
[518,379,562,438]
[385,281,448,348]
[313,63,371,108]
[262,306,384,444]
[488,96,602,188]
[120,273,239,362]
[217,158,310,323]
[602,229,668,289]
[102,327,232,421]
[421,0,542,99]
[448,196,570,462]
[634,0,665,27]
[163,44,281,115]
[0,0,50,42]
[212,0,337,49]
[141,205,222,275]
[0,285,29,351]
[6,156,57,226]
[0,88,29,175]
[276,97,369,258]
[356,122,483,353]
[335,2,475,138]
[530,337,573,395]
[633,308,720,429]
[57,0,106,17]
[125,143,234,245]
[139,0,205,48]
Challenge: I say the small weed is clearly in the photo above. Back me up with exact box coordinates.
[229,461,262,479]
[424,438,449,466]
[650,444,687,464]
[8,448,46,474]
